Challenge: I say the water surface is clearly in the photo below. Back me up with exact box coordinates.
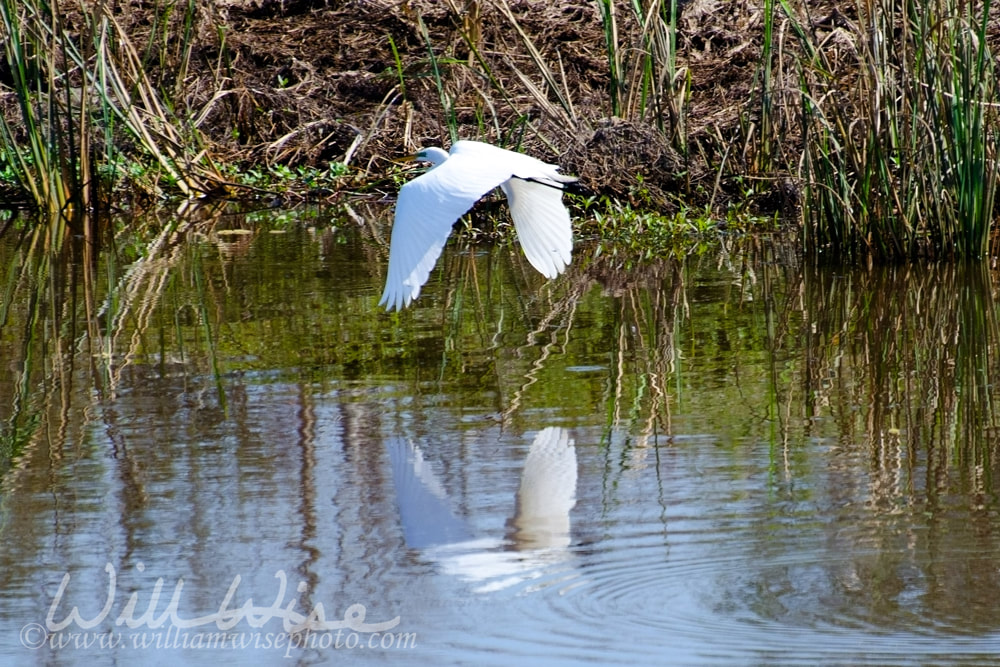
[1,207,999,665]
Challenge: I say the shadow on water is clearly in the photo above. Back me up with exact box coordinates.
[1,203,1000,664]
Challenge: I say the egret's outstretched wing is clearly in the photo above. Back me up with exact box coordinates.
[501,177,574,279]
[379,150,515,311]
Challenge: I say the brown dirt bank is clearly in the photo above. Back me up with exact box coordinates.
[98,0,815,216]
[72,0,998,219]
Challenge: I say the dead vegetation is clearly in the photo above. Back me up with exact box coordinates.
[4,0,999,243]
[112,0,804,215]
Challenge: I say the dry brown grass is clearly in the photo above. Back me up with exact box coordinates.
[171,0,809,213]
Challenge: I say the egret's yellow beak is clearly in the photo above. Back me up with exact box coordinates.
[394,153,419,164]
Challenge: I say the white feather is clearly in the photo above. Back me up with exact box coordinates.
[501,178,573,279]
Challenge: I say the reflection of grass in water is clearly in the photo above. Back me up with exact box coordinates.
[0,205,231,472]
[0,225,69,469]
[190,247,227,413]
[0,208,712,478]
[598,257,685,455]
[10,211,997,507]
[799,262,1000,496]
[952,265,998,485]
[413,226,690,438]
[0,252,40,469]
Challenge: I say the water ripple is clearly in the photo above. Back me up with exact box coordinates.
[442,518,1000,665]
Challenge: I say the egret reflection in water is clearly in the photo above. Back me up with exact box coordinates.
[388,427,579,593]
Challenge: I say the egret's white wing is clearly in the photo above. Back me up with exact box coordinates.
[501,178,573,279]
[379,151,516,311]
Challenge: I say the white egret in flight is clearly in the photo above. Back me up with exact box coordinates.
[379,140,577,311]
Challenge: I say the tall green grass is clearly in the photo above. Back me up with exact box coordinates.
[0,0,222,228]
[418,15,460,145]
[0,0,82,223]
[596,0,687,147]
[783,0,999,259]
[750,0,780,175]
[435,1,688,153]
[462,0,997,259]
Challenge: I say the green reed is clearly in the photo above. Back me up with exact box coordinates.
[596,0,624,117]
[785,0,998,259]
[0,0,79,218]
[751,0,779,175]
[418,15,459,145]
[596,0,687,146]
[0,0,221,225]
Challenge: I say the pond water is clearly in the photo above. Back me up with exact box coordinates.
[1,204,1000,665]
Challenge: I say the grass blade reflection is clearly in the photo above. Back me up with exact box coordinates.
[801,261,1000,500]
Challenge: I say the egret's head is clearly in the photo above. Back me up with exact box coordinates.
[408,146,450,168]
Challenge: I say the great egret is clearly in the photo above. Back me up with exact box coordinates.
[379,140,577,311]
